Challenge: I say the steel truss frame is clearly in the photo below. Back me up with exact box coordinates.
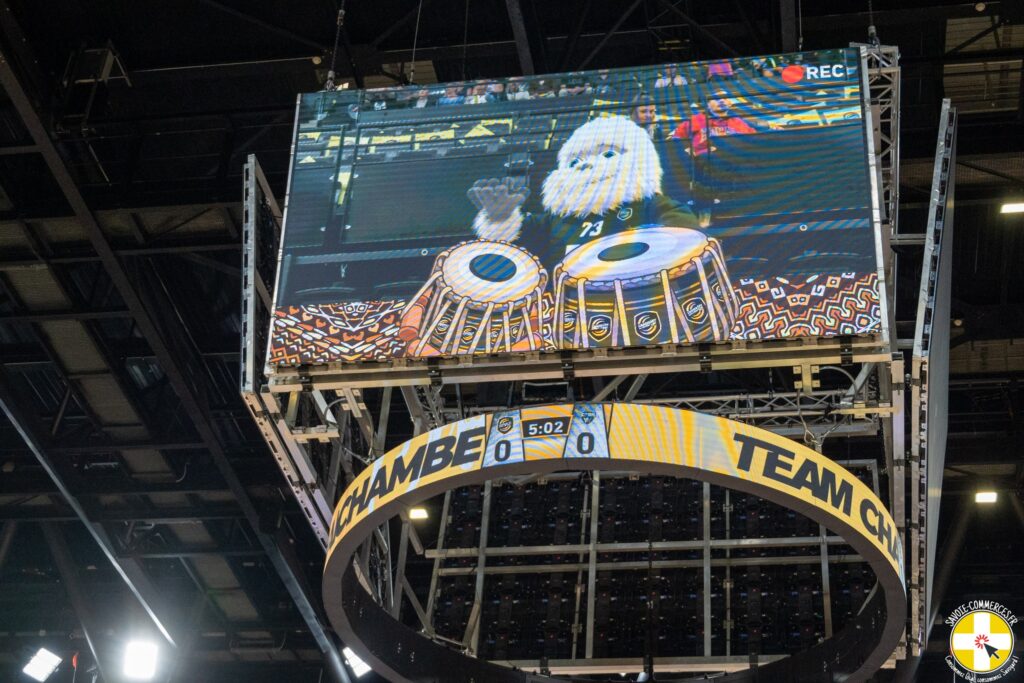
[243,45,917,679]
[909,98,956,657]
[412,462,880,676]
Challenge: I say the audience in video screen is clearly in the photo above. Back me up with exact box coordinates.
[348,50,850,116]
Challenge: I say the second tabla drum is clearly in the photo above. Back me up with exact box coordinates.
[552,227,737,348]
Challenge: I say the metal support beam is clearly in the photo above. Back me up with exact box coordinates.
[592,375,628,402]
[654,0,739,57]
[438,554,864,576]
[426,535,852,559]
[401,577,433,632]
[819,524,833,638]
[1012,496,1024,536]
[0,377,179,647]
[505,0,536,75]
[945,17,1007,57]
[927,500,973,635]
[0,521,17,570]
[401,385,429,436]
[372,386,392,456]
[723,490,732,656]
[391,521,411,619]
[623,374,647,401]
[195,0,328,52]
[778,0,798,52]
[558,0,593,70]
[467,481,492,655]
[423,490,451,635]
[702,482,712,657]
[578,0,645,69]
[584,472,600,659]
[569,480,590,661]
[42,522,110,683]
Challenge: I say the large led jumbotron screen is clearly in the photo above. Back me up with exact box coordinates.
[269,48,882,365]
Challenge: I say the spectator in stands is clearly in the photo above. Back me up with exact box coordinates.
[630,94,667,140]
[487,82,506,102]
[670,92,758,220]
[506,78,531,101]
[654,64,686,88]
[438,86,466,106]
[707,60,736,81]
[559,73,590,97]
[593,69,615,96]
[534,80,557,98]
[670,93,757,155]
[465,83,492,104]
[751,56,781,78]
[413,89,431,108]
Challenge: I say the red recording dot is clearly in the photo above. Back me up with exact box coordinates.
[781,65,804,83]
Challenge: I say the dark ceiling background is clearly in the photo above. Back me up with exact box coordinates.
[1,1,1023,682]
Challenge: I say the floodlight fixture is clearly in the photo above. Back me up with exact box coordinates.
[22,648,61,682]
[342,646,372,678]
[123,641,158,680]
[975,490,998,504]
[1000,202,1024,214]
[409,507,429,520]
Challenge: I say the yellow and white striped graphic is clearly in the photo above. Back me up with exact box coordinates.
[327,403,904,586]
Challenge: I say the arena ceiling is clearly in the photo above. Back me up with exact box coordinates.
[0,1,1022,681]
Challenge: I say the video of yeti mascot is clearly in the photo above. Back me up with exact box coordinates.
[398,114,704,357]
[469,114,700,259]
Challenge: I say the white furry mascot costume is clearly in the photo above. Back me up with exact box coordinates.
[467,114,699,265]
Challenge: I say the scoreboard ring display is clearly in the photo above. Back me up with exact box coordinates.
[323,404,905,683]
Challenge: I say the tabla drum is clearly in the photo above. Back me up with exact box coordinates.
[404,239,548,356]
[552,227,737,348]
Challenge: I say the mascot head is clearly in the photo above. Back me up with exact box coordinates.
[542,114,663,219]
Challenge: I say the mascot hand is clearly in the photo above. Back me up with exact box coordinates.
[467,178,530,222]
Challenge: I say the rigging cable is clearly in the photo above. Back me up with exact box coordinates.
[324,0,347,90]
[409,0,425,84]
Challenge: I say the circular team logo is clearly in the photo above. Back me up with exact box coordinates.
[634,311,661,340]
[496,416,514,434]
[562,310,578,331]
[616,207,633,221]
[947,602,1019,679]
[435,315,452,333]
[683,298,707,324]
[588,314,612,342]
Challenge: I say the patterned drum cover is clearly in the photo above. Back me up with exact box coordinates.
[416,240,548,355]
[553,227,738,347]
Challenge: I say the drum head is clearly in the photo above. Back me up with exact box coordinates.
[440,240,543,303]
[559,227,708,282]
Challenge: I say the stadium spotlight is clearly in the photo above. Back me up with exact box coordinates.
[409,507,429,520]
[123,641,158,680]
[1000,202,1024,214]
[342,646,372,678]
[975,491,998,504]
[22,648,61,681]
